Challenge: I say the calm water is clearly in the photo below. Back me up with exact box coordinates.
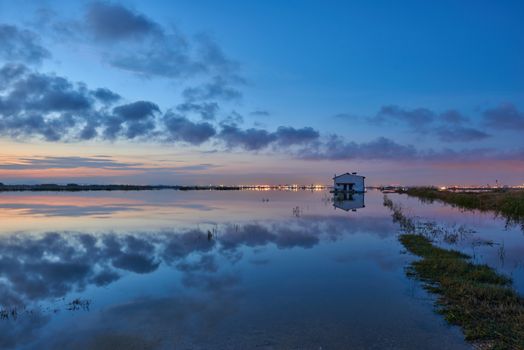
[0,190,522,349]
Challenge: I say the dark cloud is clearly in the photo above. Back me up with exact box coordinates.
[300,135,418,161]
[163,112,216,145]
[218,124,319,151]
[104,101,161,140]
[0,59,514,161]
[106,35,204,79]
[483,103,524,130]
[176,101,219,120]
[182,76,242,102]
[218,124,277,151]
[300,135,524,162]
[220,111,244,126]
[0,24,50,64]
[274,126,319,146]
[92,87,121,104]
[113,101,160,120]
[0,155,218,175]
[0,63,304,149]
[436,126,490,142]
[440,110,468,125]
[0,64,99,141]
[1,65,92,113]
[195,34,243,83]
[0,62,29,87]
[372,105,435,131]
[32,1,243,95]
[361,105,492,144]
[85,2,160,41]
[81,2,244,87]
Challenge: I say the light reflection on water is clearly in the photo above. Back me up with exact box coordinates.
[0,190,521,349]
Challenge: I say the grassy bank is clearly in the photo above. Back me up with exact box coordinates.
[403,187,524,222]
[401,234,524,349]
[384,196,524,349]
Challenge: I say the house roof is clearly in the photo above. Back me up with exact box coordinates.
[333,172,365,180]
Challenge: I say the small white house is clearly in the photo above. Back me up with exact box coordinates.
[333,172,365,193]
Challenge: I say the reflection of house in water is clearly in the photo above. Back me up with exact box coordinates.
[333,192,365,212]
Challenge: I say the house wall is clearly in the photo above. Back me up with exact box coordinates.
[333,174,365,192]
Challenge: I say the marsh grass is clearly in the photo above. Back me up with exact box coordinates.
[384,195,524,349]
[400,234,524,349]
[403,188,524,228]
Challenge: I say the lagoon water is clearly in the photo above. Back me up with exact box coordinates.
[0,190,522,349]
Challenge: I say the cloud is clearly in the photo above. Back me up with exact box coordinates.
[435,126,490,142]
[85,2,160,41]
[182,76,242,102]
[0,24,50,64]
[31,1,244,100]
[176,101,219,120]
[359,105,492,144]
[218,124,319,151]
[163,112,217,145]
[91,88,121,104]
[78,2,243,87]
[274,126,319,146]
[113,101,160,120]
[0,156,141,170]
[298,134,524,163]
[220,111,244,126]
[300,135,418,161]
[218,124,277,151]
[0,64,167,142]
[371,105,435,131]
[106,101,161,140]
[0,63,97,141]
[0,61,515,163]
[440,110,468,125]
[483,103,524,130]
[0,63,319,150]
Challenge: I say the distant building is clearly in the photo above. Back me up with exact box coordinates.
[333,172,365,193]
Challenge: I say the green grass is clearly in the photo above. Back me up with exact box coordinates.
[383,195,524,348]
[403,187,524,223]
[400,234,524,349]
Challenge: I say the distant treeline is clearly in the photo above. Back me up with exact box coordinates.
[400,187,524,221]
[0,184,242,192]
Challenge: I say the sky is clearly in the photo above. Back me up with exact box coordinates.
[0,0,523,186]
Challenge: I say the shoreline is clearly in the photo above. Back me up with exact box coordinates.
[0,184,329,192]
[400,187,524,221]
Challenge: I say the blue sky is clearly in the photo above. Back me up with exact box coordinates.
[0,0,523,185]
